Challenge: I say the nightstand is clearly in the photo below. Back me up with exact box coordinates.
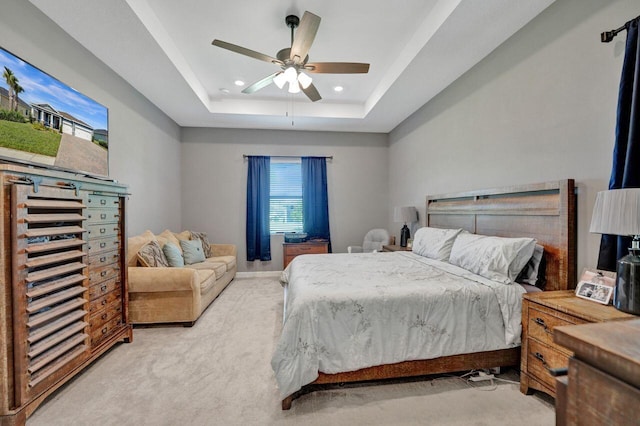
[283,241,329,269]
[382,245,411,252]
[520,290,635,399]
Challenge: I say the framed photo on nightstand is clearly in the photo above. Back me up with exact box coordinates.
[575,268,615,305]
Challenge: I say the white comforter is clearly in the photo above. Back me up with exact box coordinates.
[271,252,526,398]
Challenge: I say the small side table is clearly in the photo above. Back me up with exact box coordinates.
[382,245,412,252]
[520,290,634,399]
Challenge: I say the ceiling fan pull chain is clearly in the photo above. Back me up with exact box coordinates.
[291,94,295,126]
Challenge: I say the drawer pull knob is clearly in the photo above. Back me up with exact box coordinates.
[534,351,549,368]
[101,271,108,277]
[102,327,108,334]
[101,313,108,320]
[100,242,107,248]
[100,199,107,205]
[534,317,551,333]
[101,284,108,292]
[100,257,106,263]
[101,213,107,219]
[101,299,107,306]
[100,228,106,234]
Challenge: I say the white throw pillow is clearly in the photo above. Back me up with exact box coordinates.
[412,227,463,261]
[449,233,537,284]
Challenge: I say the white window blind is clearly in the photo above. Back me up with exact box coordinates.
[270,159,303,233]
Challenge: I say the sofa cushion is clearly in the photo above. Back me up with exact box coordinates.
[174,230,192,241]
[191,231,213,258]
[127,230,156,267]
[181,239,206,264]
[188,262,227,279]
[163,242,184,267]
[196,269,217,293]
[157,230,182,252]
[137,240,169,267]
[207,255,236,272]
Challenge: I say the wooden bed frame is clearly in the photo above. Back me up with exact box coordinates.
[281,180,577,409]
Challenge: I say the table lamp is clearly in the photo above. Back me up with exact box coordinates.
[394,206,417,247]
[589,188,640,315]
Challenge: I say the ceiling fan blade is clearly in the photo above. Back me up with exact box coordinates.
[302,82,322,102]
[305,62,370,74]
[290,11,321,63]
[212,39,282,65]
[242,72,281,94]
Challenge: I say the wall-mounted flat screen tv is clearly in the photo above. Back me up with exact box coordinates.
[0,46,108,177]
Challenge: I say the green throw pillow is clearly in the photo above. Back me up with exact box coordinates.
[180,239,205,264]
[163,242,184,267]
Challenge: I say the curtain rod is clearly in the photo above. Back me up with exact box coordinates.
[243,155,333,160]
[601,15,640,43]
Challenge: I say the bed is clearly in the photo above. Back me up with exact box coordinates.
[273,180,576,409]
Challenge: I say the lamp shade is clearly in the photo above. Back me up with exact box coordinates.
[394,206,417,223]
[589,188,640,236]
[273,72,287,89]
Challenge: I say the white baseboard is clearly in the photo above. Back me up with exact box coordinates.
[236,271,282,278]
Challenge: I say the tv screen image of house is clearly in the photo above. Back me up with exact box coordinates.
[0,46,108,177]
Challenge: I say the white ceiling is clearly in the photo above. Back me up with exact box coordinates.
[30,0,555,133]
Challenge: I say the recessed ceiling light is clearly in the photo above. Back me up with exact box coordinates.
[219,88,230,94]
[234,80,245,87]
[333,86,344,92]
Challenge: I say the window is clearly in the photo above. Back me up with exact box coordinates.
[270,159,303,233]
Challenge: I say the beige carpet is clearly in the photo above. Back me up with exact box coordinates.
[28,276,555,426]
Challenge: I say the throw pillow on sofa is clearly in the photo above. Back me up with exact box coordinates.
[180,239,206,264]
[157,229,183,253]
[190,231,212,258]
[137,240,169,267]
[163,242,185,267]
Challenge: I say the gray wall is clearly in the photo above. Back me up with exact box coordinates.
[389,0,638,276]
[181,128,389,272]
[0,0,182,235]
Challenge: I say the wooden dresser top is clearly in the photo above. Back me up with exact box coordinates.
[555,318,640,388]
[524,290,635,323]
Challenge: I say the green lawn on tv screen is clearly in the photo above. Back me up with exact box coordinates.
[0,119,60,157]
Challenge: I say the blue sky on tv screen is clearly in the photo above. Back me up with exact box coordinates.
[0,47,107,130]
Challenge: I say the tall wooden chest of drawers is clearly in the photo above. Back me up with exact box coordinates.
[520,290,634,398]
[0,164,132,424]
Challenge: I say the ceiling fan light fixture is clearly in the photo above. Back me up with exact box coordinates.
[284,66,297,84]
[288,81,301,94]
[211,11,369,102]
[297,72,312,89]
[273,72,287,89]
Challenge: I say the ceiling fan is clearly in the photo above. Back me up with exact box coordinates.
[212,11,370,102]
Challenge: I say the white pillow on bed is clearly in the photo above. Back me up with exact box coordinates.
[449,233,537,284]
[412,227,463,261]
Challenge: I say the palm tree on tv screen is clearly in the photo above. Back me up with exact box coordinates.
[2,66,16,110]
[13,83,23,111]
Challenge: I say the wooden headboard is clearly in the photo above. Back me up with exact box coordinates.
[426,180,576,291]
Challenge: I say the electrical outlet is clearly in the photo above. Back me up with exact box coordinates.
[469,372,495,382]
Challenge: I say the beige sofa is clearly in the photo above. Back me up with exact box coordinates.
[127,230,237,325]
